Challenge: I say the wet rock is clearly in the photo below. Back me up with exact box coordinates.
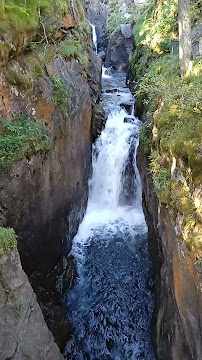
[97,50,106,60]
[119,139,136,206]
[120,103,132,114]
[87,50,102,106]
[120,24,133,39]
[92,104,106,141]
[105,88,118,93]
[124,117,135,124]
[106,24,134,72]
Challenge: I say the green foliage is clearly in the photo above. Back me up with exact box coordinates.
[0,0,70,32]
[51,75,70,115]
[170,181,196,221]
[133,0,178,53]
[154,168,171,201]
[107,4,126,34]
[107,2,149,34]
[136,55,202,185]
[59,38,88,68]
[130,0,202,254]
[139,122,153,155]
[5,66,33,90]
[129,45,158,82]
[133,3,154,45]
[0,113,51,168]
[190,0,202,24]
[13,300,24,317]
[0,227,17,255]
[148,151,171,202]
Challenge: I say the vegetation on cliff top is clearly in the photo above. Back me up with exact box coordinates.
[0,113,51,168]
[107,1,149,34]
[0,227,17,255]
[131,0,202,254]
[0,0,70,32]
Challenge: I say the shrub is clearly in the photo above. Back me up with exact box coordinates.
[13,300,24,317]
[59,38,88,68]
[133,0,178,53]
[0,113,51,168]
[0,227,17,255]
[139,122,153,155]
[0,0,70,32]
[51,75,70,116]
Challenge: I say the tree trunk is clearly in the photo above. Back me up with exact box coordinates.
[178,0,192,76]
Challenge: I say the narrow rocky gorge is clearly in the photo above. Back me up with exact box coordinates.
[0,0,201,359]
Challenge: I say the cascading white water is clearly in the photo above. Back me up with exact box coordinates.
[90,23,98,53]
[64,72,155,360]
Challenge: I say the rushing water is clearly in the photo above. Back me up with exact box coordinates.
[63,72,155,360]
[90,23,98,53]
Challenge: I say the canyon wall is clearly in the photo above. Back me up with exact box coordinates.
[138,150,202,360]
[0,0,102,354]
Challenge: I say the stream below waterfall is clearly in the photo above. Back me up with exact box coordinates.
[63,71,156,360]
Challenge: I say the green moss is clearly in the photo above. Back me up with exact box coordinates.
[170,181,196,221]
[0,227,17,255]
[133,3,154,45]
[131,0,202,254]
[134,0,178,53]
[139,122,153,155]
[5,65,33,90]
[0,0,70,33]
[13,300,24,317]
[59,38,88,68]
[51,75,70,116]
[0,113,51,169]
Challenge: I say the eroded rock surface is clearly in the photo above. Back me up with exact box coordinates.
[137,149,202,360]
[0,248,63,360]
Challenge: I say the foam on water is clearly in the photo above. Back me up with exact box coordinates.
[63,72,155,360]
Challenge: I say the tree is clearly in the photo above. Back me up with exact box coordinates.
[178,0,192,76]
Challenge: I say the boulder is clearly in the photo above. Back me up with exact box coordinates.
[0,248,63,360]
[97,50,106,60]
[91,104,106,141]
[106,24,134,72]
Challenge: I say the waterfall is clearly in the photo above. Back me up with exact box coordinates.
[64,72,155,360]
[90,23,98,53]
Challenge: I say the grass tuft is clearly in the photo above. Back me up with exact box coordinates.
[0,113,51,169]
[0,227,17,255]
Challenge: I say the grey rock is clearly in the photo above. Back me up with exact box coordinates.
[0,248,63,360]
[106,24,134,72]
[97,50,106,60]
[120,24,132,39]
[92,104,106,140]
[0,52,102,349]
[191,23,202,44]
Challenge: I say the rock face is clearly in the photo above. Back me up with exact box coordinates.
[137,149,202,360]
[91,103,106,140]
[0,2,102,350]
[0,50,101,349]
[86,0,108,53]
[106,24,134,72]
[0,248,63,360]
